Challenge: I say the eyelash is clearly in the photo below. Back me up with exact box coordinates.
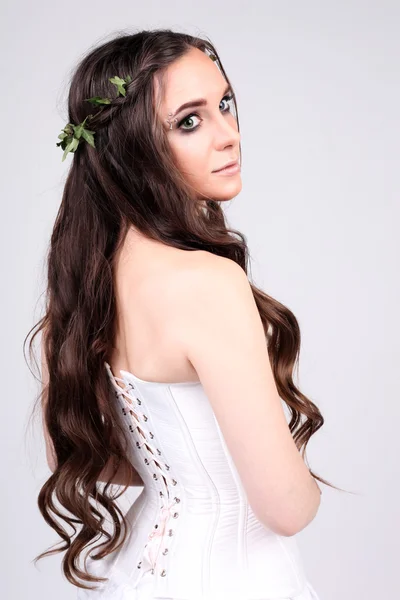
[177,93,235,134]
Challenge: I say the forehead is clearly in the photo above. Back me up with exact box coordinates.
[156,48,227,111]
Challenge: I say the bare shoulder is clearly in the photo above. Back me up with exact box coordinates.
[171,249,251,303]
[168,249,261,361]
[154,249,253,347]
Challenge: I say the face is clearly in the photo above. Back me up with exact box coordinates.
[156,47,242,202]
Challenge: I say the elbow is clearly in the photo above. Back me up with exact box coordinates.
[257,485,322,537]
[275,491,322,537]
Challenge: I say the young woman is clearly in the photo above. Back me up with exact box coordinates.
[28,28,338,600]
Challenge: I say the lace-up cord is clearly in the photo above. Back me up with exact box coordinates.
[106,368,181,579]
[112,381,177,489]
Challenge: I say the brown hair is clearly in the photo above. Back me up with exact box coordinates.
[25,28,343,591]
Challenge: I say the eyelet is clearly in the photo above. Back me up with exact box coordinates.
[156,448,161,455]
[160,569,167,577]
[144,458,149,464]
[172,479,177,486]
[162,548,168,555]
[165,464,170,470]
[136,441,141,448]
[173,512,179,518]
[174,497,180,503]
[149,432,154,438]
[143,414,148,421]
[153,473,158,480]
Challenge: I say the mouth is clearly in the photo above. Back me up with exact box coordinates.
[213,159,239,173]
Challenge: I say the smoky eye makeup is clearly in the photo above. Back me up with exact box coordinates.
[176,93,235,134]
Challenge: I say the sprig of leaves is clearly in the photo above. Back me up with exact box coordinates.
[56,116,95,162]
[56,75,132,161]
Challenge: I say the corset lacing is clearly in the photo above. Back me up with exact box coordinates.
[104,363,180,580]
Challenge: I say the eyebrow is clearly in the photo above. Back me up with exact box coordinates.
[170,82,233,119]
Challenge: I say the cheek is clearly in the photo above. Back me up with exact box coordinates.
[171,135,210,180]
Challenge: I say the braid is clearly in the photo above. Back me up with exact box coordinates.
[56,75,133,161]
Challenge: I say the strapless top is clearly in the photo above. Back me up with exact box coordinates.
[76,362,320,600]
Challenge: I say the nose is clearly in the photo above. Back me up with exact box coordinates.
[213,114,240,151]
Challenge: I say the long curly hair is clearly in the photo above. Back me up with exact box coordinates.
[25,28,342,591]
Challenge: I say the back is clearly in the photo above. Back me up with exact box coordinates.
[89,243,322,600]
[110,243,320,537]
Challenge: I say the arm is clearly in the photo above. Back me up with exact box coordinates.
[171,253,321,537]
[40,332,143,487]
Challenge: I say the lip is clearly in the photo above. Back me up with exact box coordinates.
[213,159,239,172]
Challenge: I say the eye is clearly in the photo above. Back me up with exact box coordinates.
[178,114,201,132]
[220,93,235,113]
[178,93,236,133]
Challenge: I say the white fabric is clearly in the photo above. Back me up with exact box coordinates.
[76,362,321,600]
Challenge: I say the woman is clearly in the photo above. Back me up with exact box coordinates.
[28,28,338,600]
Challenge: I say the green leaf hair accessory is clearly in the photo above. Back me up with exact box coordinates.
[56,116,95,162]
[56,74,132,161]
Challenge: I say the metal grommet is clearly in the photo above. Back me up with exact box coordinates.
[159,491,164,497]
[168,529,173,536]
[165,464,170,470]
[137,561,142,569]
[149,432,154,438]
[174,497,180,503]
[137,398,141,405]
[160,569,167,577]
[144,458,149,464]
[136,441,141,448]
[172,479,177,486]
[122,407,126,415]
[154,524,158,529]
[156,448,161,455]
[129,425,134,432]
[173,512,179,518]
[143,414,148,421]
[153,473,158,480]
[162,548,168,555]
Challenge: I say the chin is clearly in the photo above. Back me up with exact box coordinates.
[213,180,242,201]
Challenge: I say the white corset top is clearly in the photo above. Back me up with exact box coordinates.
[76,361,319,600]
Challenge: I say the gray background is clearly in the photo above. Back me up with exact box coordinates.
[2,1,399,599]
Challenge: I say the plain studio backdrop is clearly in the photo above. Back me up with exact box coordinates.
[1,2,398,599]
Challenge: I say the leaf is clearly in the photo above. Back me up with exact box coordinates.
[110,75,129,97]
[81,128,96,148]
[73,123,85,139]
[85,96,112,105]
[61,137,79,161]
